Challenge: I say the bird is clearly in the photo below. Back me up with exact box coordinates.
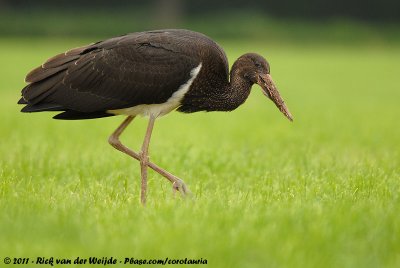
[18,29,293,205]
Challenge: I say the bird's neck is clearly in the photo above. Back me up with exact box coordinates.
[178,62,253,113]
[218,68,252,111]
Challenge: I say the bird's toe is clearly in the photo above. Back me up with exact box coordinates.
[172,178,191,197]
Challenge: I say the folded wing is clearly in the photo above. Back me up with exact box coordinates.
[19,32,199,119]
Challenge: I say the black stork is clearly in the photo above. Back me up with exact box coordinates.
[18,29,293,205]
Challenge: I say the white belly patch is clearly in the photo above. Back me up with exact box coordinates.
[108,63,202,117]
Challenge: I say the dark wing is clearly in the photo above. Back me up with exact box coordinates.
[19,33,199,119]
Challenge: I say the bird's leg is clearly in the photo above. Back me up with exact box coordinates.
[108,116,140,160]
[138,115,156,205]
[108,116,190,199]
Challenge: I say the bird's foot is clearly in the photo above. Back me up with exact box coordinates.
[172,178,191,197]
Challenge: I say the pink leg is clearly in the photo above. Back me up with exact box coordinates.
[139,115,155,205]
[108,116,189,204]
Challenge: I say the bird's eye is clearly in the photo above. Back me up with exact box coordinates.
[255,62,262,68]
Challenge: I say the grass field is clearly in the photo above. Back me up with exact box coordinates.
[0,37,399,267]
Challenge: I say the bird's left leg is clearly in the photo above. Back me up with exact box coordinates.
[139,115,156,205]
[108,116,190,199]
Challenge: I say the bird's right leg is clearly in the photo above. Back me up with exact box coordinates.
[108,116,190,196]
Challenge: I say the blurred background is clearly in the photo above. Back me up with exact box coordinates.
[0,0,399,41]
[1,2,400,267]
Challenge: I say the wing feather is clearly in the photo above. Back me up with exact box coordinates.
[25,64,68,83]
[19,30,227,117]
[22,71,65,103]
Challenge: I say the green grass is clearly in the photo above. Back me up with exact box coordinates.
[0,37,399,268]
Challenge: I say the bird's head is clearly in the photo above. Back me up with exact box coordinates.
[235,53,293,121]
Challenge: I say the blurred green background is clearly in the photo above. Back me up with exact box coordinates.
[1,0,399,42]
[0,1,399,268]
